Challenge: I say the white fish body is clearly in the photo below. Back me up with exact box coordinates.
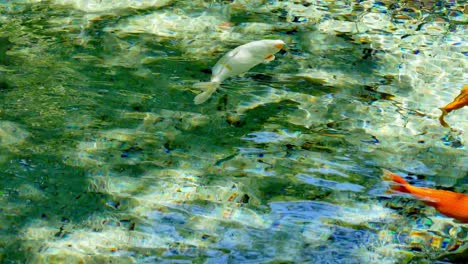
[193,39,285,104]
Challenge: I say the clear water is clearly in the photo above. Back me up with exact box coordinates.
[0,0,466,263]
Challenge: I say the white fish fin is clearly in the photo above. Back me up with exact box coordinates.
[263,54,275,64]
[193,82,220,104]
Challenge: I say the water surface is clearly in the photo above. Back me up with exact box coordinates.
[0,0,466,263]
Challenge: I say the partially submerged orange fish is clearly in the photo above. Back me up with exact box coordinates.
[382,169,468,223]
[439,84,468,127]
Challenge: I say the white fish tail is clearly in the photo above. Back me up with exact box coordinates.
[193,81,219,104]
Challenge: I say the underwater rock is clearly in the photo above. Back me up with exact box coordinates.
[0,121,29,146]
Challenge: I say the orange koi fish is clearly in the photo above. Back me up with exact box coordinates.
[439,84,468,127]
[382,170,468,223]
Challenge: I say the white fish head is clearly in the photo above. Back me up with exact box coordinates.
[246,39,286,56]
[271,39,286,51]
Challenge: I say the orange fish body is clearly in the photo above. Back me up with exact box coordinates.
[383,170,468,223]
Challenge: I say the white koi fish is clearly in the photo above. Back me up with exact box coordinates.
[193,39,285,104]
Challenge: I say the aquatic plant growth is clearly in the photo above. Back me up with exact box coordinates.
[0,0,466,263]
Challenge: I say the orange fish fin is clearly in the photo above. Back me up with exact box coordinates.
[439,85,468,127]
[263,54,275,63]
[438,109,450,127]
[382,169,410,193]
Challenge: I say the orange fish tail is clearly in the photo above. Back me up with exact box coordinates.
[382,169,468,223]
[382,169,410,193]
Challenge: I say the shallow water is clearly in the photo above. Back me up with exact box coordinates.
[0,0,466,263]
